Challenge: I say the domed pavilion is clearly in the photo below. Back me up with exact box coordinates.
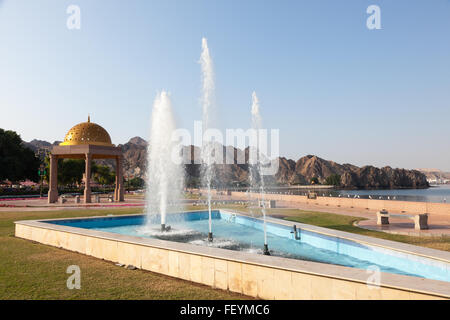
[48,116,124,203]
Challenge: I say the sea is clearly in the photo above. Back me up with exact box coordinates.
[262,185,450,203]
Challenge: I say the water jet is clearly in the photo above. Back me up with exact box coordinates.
[250,91,270,256]
[145,91,184,230]
[200,37,215,241]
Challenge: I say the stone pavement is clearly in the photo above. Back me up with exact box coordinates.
[0,195,146,212]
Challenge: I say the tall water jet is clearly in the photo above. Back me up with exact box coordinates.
[200,37,215,242]
[145,91,184,232]
[250,91,270,255]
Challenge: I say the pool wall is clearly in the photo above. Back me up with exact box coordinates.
[15,211,450,300]
[218,211,449,282]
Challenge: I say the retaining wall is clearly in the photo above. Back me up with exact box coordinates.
[226,191,449,215]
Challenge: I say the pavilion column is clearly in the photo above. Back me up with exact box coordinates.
[114,170,118,201]
[84,153,92,204]
[48,154,58,203]
[115,155,124,202]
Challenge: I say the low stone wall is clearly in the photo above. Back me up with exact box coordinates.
[15,219,449,300]
[227,191,450,215]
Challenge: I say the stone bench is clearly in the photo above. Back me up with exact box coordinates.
[307,192,317,199]
[58,197,67,204]
[258,200,276,208]
[376,210,429,230]
[93,195,114,203]
[58,194,83,204]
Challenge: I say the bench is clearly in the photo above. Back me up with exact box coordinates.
[307,192,317,199]
[59,194,75,204]
[258,200,276,208]
[376,210,429,230]
[58,194,82,204]
[58,196,67,204]
[93,195,115,203]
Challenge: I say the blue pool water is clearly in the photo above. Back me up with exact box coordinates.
[46,210,450,282]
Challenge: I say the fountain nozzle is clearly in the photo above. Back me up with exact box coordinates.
[161,224,171,232]
[263,244,270,255]
[208,232,213,242]
[290,225,300,240]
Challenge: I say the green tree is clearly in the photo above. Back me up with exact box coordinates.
[310,177,319,185]
[325,174,341,186]
[128,177,144,188]
[59,159,85,185]
[0,129,40,182]
[44,157,87,186]
[94,165,116,185]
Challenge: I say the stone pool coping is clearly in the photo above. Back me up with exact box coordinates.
[15,210,450,299]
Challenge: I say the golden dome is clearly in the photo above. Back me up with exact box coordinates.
[60,116,114,147]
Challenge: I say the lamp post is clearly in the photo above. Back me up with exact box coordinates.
[38,164,46,198]
[35,148,49,198]
[127,174,134,193]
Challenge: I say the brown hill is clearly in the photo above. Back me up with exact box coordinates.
[24,137,429,189]
[341,166,428,189]
[416,168,450,181]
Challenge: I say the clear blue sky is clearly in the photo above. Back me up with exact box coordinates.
[0,0,449,170]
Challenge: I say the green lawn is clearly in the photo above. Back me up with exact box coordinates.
[0,207,249,300]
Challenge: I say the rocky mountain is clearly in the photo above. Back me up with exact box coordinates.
[272,154,428,189]
[22,139,60,152]
[117,139,427,189]
[416,168,450,183]
[127,136,148,147]
[340,166,428,189]
[24,137,429,189]
[22,139,62,161]
[88,137,148,177]
[118,138,147,177]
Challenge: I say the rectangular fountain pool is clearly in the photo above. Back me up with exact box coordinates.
[45,210,450,283]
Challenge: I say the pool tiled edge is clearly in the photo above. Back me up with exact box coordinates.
[14,211,450,300]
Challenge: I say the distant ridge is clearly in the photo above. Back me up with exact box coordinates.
[127,136,147,147]
[416,168,450,181]
[24,136,429,189]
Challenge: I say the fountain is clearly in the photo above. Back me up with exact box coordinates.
[249,91,270,255]
[145,91,184,232]
[199,37,215,242]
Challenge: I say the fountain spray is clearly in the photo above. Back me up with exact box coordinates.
[250,92,270,255]
[145,91,184,232]
[200,37,215,242]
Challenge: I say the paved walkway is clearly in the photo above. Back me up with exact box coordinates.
[0,195,199,212]
[0,196,146,212]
